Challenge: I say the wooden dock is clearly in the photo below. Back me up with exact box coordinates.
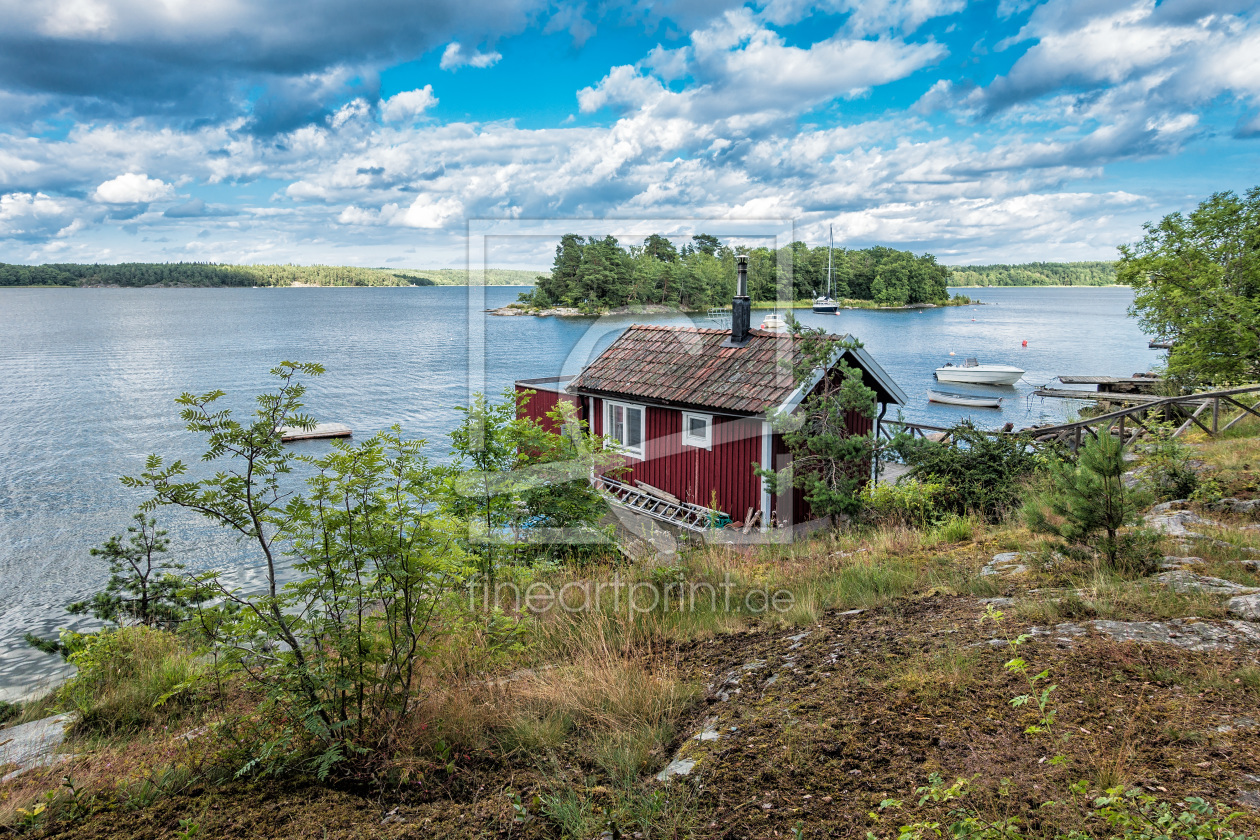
[1033,387,1169,404]
[1056,375,1163,394]
[279,423,352,442]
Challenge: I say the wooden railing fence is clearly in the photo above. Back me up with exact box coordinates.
[879,384,1260,453]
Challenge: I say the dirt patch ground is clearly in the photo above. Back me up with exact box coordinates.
[29,594,1260,839]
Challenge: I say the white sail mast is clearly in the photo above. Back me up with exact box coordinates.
[827,224,833,298]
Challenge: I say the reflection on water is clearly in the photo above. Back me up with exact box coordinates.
[0,284,1159,698]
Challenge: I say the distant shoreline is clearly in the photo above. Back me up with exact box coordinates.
[0,262,542,289]
[948,284,1127,289]
[488,297,977,317]
[0,282,539,289]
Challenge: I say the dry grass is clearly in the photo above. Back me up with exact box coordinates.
[0,716,222,831]
[394,607,698,785]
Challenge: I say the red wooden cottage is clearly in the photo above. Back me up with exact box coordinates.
[515,256,906,534]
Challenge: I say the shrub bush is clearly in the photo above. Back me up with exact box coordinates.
[860,478,947,527]
[893,424,1043,522]
[56,626,203,733]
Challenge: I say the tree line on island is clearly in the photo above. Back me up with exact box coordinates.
[520,235,1122,312]
[947,261,1117,287]
[0,262,538,287]
[522,233,959,311]
[0,251,1118,299]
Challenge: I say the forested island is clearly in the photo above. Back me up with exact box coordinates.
[0,262,538,288]
[946,261,1117,286]
[0,254,1117,297]
[517,234,957,313]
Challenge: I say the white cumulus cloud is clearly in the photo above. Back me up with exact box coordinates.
[0,191,77,239]
[579,9,946,122]
[337,205,383,225]
[397,194,464,228]
[439,42,503,70]
[92,172,174,204]
[380,86,439,122]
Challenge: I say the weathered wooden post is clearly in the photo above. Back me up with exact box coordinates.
[1213,398,1220,434]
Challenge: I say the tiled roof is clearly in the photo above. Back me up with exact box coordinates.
[566,325,845,415]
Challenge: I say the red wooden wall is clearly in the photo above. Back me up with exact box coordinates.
[587,399,763,523]
[516,384,584,435]
[518,384,878,528]
[770,408,873,525]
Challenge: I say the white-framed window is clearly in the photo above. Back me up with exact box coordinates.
[681,412,712,450]
[604,400,645,459]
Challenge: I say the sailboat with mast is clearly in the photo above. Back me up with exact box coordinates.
[812,225,839,314]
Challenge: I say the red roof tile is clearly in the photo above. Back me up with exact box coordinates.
[567,325,843,415]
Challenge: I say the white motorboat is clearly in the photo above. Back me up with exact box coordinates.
[759,312,788,331]
[927,390,1002,408]
[934,358,1024,386]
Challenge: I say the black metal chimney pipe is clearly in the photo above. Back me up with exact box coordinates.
[730,255,751,345]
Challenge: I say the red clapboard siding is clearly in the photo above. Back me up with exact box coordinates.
[584,395,875,527]
[591,398,765,520]
[516,385,582,434]
[771,408,874,524]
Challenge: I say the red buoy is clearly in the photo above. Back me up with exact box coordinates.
[1022,340,1028,347]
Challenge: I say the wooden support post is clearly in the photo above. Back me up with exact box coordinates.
[1213,398,1219,434]
[1118,415,1125,447]
[1073,426,1081,450]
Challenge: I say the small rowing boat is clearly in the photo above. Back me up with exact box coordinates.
[278,422,353,442]
[927,390,1002,408]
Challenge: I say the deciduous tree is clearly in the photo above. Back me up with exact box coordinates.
[1119,186,1260,385]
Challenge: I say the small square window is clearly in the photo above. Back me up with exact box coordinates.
[682,412,712,449]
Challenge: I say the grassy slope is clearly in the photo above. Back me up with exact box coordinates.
[9,419,1260,839]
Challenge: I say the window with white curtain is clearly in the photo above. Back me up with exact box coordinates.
[604,400,645,458]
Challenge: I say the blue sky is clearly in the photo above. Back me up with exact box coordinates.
[0,0,1257,268]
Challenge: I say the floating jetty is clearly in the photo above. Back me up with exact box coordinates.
[1056,375,1163,394]
[1033,387,1167,404]
[1035,375,1165,403]
[278,423,352,442]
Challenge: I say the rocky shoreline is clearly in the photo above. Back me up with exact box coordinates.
[487,303,684,317]
[488,300,969,317]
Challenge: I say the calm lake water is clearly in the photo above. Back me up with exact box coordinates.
[0,284,1160,698]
